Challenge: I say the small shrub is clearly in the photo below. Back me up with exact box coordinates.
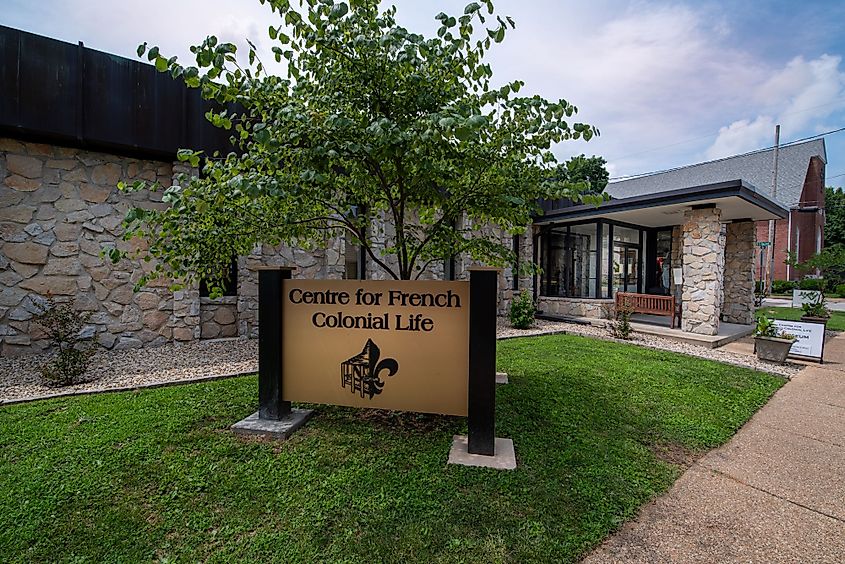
[754,312,794,340]
[609,301,634,340]
[771,280,796,295]
[509,289,536,329]
[754,313,779,338]
[836,284,845,298]
[33,296,95,387]
[801,295,830,319]
[799,278,825,291]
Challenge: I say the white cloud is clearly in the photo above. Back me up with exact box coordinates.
[5,0,845,177]
[705,54,845,159]
[705,116,776,160]
[482,2,765,176]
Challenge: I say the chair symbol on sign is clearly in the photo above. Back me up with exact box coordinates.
[340,339,399,399]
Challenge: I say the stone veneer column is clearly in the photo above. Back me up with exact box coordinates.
[681,207,724,335]
[721,220,755,325]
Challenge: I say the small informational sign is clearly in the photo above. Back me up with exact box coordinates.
[672,268,683,285]
[756,241,771,248]
[281,279,469,415]
[792,289,822,308]
[772,319,825,361]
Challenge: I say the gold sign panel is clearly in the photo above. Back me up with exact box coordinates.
[281,279,470,416]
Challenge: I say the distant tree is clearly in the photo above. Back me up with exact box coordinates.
[785,243,845,289]
[825,186,845,247]
[115,0,602,293]
[550,155,609,196]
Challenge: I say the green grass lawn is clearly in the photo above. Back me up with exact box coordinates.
[757,306,845,331]
[0,334,784,563]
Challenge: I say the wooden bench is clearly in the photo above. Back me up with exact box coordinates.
[615,292,681,329]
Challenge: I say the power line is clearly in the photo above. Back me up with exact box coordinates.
[609,126,845,182]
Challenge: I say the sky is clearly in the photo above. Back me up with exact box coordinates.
[3,0,845,187]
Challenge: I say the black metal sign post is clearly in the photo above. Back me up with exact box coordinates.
[258,267,293,420]
[232,266,313,439]
[467,268,497,455]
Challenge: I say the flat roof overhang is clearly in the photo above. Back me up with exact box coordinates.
[534,180,788,227]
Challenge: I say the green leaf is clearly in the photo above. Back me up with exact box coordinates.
[467,114,487,128]
[331,3,348,18]
[454,126,471,141]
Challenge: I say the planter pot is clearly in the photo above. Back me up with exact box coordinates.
[755,336,795,364]
[800,315,829,325]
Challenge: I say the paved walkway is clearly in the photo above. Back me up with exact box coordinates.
[584,332,845,564]
[764,297,845,311]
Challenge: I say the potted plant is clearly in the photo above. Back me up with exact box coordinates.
[801,294,830,324]
[754,314,796,364]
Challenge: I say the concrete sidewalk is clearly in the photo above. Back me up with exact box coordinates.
[763,297,845,312]
[583,333,845,564]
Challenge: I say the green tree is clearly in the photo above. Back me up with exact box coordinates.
[825,186,845,247]
[550,154,609,196]
[785,243,845,288]
[118,0,601,291]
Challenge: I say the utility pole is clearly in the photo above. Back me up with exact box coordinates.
[766,125,780,293]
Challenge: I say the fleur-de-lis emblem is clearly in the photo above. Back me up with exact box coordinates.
[341,339,399,399]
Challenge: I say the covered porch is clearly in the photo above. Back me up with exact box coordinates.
[532,180,788,338]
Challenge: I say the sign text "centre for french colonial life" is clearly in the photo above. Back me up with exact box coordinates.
[287,287,462,332]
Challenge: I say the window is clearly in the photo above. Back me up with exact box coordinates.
[647,229,672,295]
[541,220,645,299]
[343,206,367,280]
[344,230,364,280]
[542,223,599,298]
[199,258,238,297]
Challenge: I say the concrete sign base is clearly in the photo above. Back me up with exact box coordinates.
[447,435,517,470]
[496,372,509,384]
[232,409,313,440]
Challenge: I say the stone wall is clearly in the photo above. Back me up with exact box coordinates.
[681,207,724,335]
[200,297,238,339]
[366,212,526,316]
[2,136,532,356]
[237,240,345,339]
[537,296,613,320]
[0,137,178,355]
[722,221,755,325]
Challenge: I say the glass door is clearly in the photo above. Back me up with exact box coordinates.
[613,244,640,294]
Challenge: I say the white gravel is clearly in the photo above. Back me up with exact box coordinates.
[1,319,802,405]
[1,339,258,404]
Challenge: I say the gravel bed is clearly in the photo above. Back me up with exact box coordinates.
[497,318,803,379]
[1,339,258,405]
[2,319,802,405]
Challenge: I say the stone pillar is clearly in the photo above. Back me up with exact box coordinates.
[722,220,755,325]
[681,207,723,335]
